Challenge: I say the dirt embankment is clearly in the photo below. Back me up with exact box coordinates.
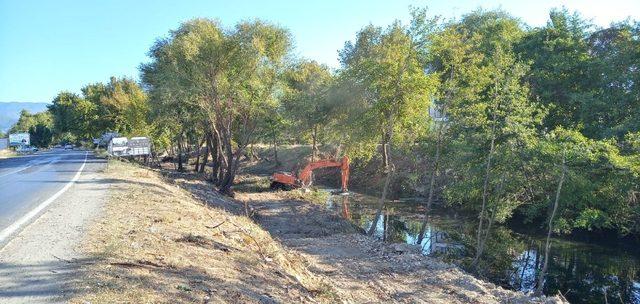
[0,149,18,159]
[71,161,563,303]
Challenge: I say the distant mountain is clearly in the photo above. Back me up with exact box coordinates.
[0,102,50,133]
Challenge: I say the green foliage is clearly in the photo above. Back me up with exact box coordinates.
[337,18,438,161]
[8,110,54,147]
[519,128,640,234]
[517,9,640,139]
[438,11,542,224]
[421,9,640,238]
[29,124,53,147]
[142,18,292,191]
[48,92,96,139]
[29,6,640,239]
[80,77,149,137]
[48,78,149,141]
[281,60,334,148]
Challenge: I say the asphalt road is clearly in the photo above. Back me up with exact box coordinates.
[0,149,100,243]
[0,148,109,303]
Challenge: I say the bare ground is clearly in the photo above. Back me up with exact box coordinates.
[71,162,564,303]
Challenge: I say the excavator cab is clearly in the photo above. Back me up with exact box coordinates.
[270,156,349,192]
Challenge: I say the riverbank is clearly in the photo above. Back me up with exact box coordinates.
[70,161,562,303]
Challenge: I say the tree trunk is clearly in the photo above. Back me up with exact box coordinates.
[219,150,244,195]
[170,145,177,170]
[273,133,279,165]
[476,205,497,271]
[535,151,567,296]
[383,209,388,242]
[249,142,256,161]
[417,123,443,244]
[194,135,205,172]
[177,135,184,172]
[369,125,394,236]
[199,137,209,173]
[474,173,505,272]
[207,133,219,182]
[381,134,390,169]
[368,167,393,236]
[312,125,318,162]
[472,127,496,268]
[217,120,238,195]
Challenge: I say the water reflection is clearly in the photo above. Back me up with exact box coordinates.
[326,192,640,304]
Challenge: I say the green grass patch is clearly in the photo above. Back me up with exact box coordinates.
[282,188,330,205]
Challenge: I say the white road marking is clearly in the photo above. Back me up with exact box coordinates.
[0,165,34,178]
[0,151,89,244]
[0,154,63,178]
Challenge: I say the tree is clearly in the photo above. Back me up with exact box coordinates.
[142,18,292,194]
[520,129,640,235]
[82,77,150,137]
[431,11,544,270]
[48,92,96,140]
[9,110,54,147]
[584,21,640,139]
[338,14,438,235]
[517,9,640,141]
[282,60,334,160]
[48,78,149,142]
[416,22,484,244]
[29,123,53,147]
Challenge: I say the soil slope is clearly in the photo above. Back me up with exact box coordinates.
[71,161,563,303]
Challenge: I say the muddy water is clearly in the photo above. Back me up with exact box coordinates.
[326,192,640,304]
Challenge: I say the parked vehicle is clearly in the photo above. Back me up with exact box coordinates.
[16,145,38,153]
[107,137,129,156]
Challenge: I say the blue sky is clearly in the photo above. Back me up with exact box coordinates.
[1,0,639,103]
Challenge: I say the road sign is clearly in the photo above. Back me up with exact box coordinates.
[9,133,30,146]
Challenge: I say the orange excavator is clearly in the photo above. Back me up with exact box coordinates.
[270,156,350,192]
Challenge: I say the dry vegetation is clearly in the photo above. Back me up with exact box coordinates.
[71,161,339,303]
[71,160,564,303]
[0,149,18,159]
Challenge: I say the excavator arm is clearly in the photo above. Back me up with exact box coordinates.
[270,156,350,192]
[298,156,349,192]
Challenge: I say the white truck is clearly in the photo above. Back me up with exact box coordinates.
[108,137,129,156]
[107,136,151,157]
[128,137,151,156]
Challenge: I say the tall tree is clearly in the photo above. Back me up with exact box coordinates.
[517,9,593,132]
[9,110,54,147]
[338,14,438,235]
[282,60,333,160]
[432,11,544,270]
[82,77,150,137]
[48,92,96,140]
[142,18,292,195]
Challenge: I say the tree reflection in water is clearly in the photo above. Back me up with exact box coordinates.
[326,193,640,304]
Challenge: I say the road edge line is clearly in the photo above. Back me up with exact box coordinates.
[0,151,89,244]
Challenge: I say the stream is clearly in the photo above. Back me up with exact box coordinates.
[325,192,640,304]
